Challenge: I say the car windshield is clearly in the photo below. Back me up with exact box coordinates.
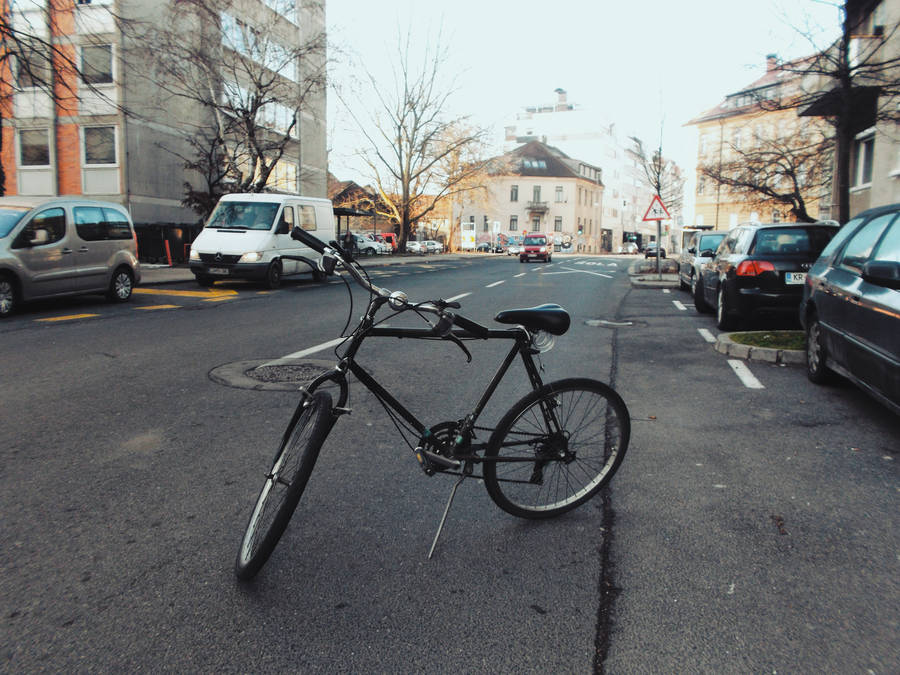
[0,207,30,238]
[206,201,280,231]
[698,234,725,251]
[523,236,545,245]
[751,227,836,255]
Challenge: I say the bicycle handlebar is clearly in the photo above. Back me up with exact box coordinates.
[291,226,490,339]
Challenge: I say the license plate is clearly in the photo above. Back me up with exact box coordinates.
[785,272,806,284]
[208,267,229,275]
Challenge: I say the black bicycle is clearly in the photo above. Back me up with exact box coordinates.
[235,228,631,580]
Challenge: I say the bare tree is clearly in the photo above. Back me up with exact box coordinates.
[629,135,686,214]
[136,0,326,216]
[701,125,834,222]
[338,30,489,251]
[775,1,900,222]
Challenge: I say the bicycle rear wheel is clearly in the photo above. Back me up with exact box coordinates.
[235,390,334,580]
[483,378,629,519]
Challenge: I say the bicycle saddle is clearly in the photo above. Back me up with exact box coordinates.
[494,304,570,335]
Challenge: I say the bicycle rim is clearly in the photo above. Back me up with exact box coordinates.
[235,390,333,580]
[484,379,629,519]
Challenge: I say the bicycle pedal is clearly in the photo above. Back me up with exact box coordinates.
[333,407,352,416]
[420,449,461,470]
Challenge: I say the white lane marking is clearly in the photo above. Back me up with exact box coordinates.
[662,289,671,294]
[269,337,345,362]
[543,269,613,278]
[673,300,687,311]
[514,273,526,278]
[486,280,505,288]
[727,359,765,389]
[698,328,716,343]
[446,292,471,302]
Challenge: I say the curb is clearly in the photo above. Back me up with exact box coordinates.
[715,332,806,367]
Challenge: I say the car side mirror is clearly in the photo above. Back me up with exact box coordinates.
[861,260,900,289]
[687,246,696,254]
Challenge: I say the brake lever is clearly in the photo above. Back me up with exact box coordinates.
[445,332,472,363]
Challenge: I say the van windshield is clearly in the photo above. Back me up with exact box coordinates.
[0,207,29,238]
[523,236,545,246]
[206,201,280,231]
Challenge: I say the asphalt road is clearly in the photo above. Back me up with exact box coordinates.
[1,255,897,672]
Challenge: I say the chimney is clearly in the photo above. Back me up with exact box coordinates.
[766,54,778,72]
[554,88,567,111]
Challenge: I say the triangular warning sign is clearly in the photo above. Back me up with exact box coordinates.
[642,195,671,221]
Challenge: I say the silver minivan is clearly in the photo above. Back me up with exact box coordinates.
[0,196,141,317]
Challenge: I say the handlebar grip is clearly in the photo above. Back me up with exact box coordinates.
[452,314,489,339]
[290,227,327,254]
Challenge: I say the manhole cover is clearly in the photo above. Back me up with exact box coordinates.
[209,358,340,391]
[249,363,329,383]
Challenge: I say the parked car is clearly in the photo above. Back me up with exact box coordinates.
[354,234,382,256]
[406,241,425,254]
[520,233,551,262]
[424,240,443,254]
[0,196,141,317]
[644,243,666,258]
[475,242,493,253]
[696,221,839,330]
[506,244,520,256]
[620,242,639,255]
[799,203,900,414]
[679,231,726,293]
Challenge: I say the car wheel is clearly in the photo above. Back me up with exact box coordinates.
[107,266,134,302]
[0,274,19,318]
[693,276,711,313]
[519,256,525,263]
[716,285,737,330]
[264,260,282,289]
[805,311,833,384]
[195,275,215,287]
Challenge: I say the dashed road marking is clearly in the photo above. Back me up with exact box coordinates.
[446,292,471,302]
[270,337,346,363]
[133,288,238,299]
[135,304,180,310]
[662,289,670,294]
[698,328,716,343]
[673,300,687,311]
[35,313,99,323]
[486,280,505,288]
[514,273,526,278]
[728,359,765,389]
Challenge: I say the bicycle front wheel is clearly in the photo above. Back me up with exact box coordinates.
[235,390,334,580]
[483,378,629,519]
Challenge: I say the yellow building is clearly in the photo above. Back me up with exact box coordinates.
[687,55,833,230]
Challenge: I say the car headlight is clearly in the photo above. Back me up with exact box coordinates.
[238,251,262,263]
[540,246,547,253]
[189,249,200,261]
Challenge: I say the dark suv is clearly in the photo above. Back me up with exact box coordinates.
[799,203,900,414]
[696,222,838,330]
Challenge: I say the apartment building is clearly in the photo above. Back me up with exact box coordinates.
[687,54,833,230]
[502,89,663,249]
[2,0,327,239]
[456,141,604,253]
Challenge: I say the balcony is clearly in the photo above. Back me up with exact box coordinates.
[526,201,549,214]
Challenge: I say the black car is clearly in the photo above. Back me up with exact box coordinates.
[644,243,666,258]
[696,222,839,330]
[799,203,900,414]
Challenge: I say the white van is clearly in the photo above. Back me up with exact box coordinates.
[188,193,335,288]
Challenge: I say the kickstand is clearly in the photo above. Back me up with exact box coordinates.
[428,474,467,560]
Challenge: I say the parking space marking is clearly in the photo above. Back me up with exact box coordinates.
[673,300,687,311]
[35,314,100,323]
[486,280,505,288]
[728,359,765,389]
[698,328,716,343]
[135,304,180,310]
[134,288,238,299]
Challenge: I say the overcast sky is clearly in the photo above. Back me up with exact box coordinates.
[326,0,841,202]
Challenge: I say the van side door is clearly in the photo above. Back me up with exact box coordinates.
[72,205,132,291]
[10,206,76,299]
[274,204,299,274]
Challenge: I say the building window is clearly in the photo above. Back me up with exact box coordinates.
[531,217,540,231]
[270,159,298,193]
[483,215,489,232]
[16,48,50,89]
[554,217,562,232]
[83,126,117,165]
[851,131,875,187]
[509,215,518,231]
[82,44,113,85]
[697,177,705,195]
[19,128,50,166]
[555,186,563,202]
[510,184,518,202]
[533,185,541,202]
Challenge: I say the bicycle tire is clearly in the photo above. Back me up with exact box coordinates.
[483,378,629,519]
[235,389,334,580]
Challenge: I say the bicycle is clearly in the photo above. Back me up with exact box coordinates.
[235,228,631,580]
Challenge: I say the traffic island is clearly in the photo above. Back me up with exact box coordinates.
[715,332,806,366]
[628,258,679,288]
